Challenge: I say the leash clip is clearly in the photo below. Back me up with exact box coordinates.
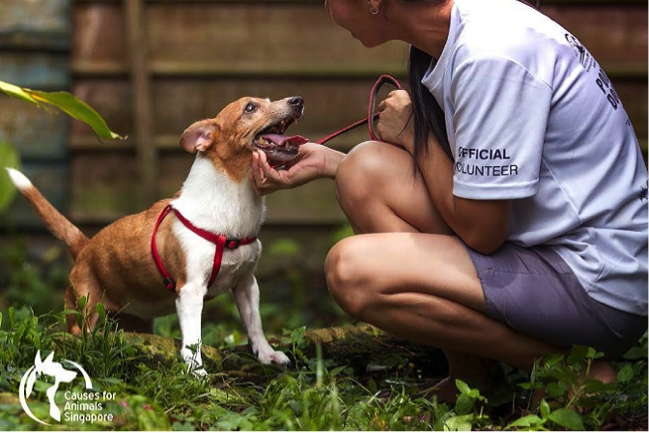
[163,277,176,292]
[225,239,240,249]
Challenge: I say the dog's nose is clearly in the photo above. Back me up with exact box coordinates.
[288,96,304,112]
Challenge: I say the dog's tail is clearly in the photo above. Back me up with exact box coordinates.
[5,168,89,259]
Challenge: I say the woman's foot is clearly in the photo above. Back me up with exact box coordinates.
[424,353,497,402]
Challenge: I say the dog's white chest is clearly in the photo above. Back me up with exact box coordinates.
[205,240,262,296]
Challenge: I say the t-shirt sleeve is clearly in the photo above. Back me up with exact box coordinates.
[450,55,552,200]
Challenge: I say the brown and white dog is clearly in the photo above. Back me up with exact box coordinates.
[6,96,308,375]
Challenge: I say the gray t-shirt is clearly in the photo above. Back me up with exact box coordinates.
[421,0,648,315]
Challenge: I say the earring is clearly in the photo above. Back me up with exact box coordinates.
[370,6,379,15]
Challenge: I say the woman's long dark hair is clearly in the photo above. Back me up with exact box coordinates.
[408,45,451,166]
[407,0,542,167]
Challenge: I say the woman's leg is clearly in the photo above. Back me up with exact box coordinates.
[325,231,560,371]
[328,141,614,397]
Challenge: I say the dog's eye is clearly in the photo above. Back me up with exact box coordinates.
[244,103,258,113]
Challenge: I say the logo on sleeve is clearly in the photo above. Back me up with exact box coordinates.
[455,147,519,177]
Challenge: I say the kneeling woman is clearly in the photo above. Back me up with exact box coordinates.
[249,0,648,398]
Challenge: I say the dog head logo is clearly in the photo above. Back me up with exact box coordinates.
[19,350,93,425]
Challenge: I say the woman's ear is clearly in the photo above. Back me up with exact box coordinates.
[368,0,383,14]
[179,120,220,153]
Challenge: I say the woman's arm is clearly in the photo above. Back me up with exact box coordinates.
[249,142,345,196]
[377,90,510,254]
[421,143,510,254]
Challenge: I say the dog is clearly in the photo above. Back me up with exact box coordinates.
[6,96,309,374]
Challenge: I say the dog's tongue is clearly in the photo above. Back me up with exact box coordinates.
[261,134,309,146]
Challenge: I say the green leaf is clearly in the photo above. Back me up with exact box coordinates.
[0,141,20,212]
[539,399,551,419]
[96,303,106,321]
[455,394,474,416]
[0,80,42,106]
[367,378,377,394]
[623,345,648,360]
[617,364,634,383]
[543,353,564,367]
[546,381,568,398]
[0,80,124,141]
[566,345,588,365]
[30,90,124,140]
[444,414,474,431]
[455,379,471,395]
[506,414,544,429]
[547,408,585,431]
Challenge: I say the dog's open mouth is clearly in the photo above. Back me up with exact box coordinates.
[254,118,308,164]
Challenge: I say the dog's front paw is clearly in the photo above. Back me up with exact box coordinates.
[192,367,208,377]
[257,349,291,366]
[180,347,207,376]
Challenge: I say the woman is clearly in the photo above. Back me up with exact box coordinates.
[250,0,648,399]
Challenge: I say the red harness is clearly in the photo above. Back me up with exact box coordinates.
[151,204,257,292]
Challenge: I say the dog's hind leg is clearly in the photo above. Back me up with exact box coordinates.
[175,281,207,376]
[67,267,102,334]
[233,274,290,365]
[64,284,81,334]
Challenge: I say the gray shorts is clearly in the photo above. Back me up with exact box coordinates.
[466,243,647,359]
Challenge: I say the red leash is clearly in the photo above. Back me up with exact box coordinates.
[151,204,257,292]
[267,75,404,169]
[315,75,403,146]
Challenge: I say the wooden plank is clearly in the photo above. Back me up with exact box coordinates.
[71,2,409,73]
[71,3,126,73]
[71,61,408,79]
[69,152,140,219]
[4,164,69,228]
[68,77,647,147]
[0,53,69,89]
[0,96,69,160]
[124,0,158,204]
[69,150,345,223]
[0,0,71,50]
[70,2,646,78]
[69,80,132,142]
[71,60,645,81]
[543,5,647,68]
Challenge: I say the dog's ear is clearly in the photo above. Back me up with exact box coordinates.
[180,120,220,153]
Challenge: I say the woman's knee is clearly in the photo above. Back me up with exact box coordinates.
[325,237,375,318]
[335,141,390,209]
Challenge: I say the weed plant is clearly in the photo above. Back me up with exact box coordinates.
[0,304,647,431]
[0,234,646,430]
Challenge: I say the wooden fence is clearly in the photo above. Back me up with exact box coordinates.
[1,0,647,273]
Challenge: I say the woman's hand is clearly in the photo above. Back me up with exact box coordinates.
[376,90,415,153]
[249,142,344,196]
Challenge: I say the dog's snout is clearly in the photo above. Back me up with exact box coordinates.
[288,96,304,112]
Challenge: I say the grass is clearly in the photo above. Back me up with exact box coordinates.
[0,238,647,430]
[0,303,646,431]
